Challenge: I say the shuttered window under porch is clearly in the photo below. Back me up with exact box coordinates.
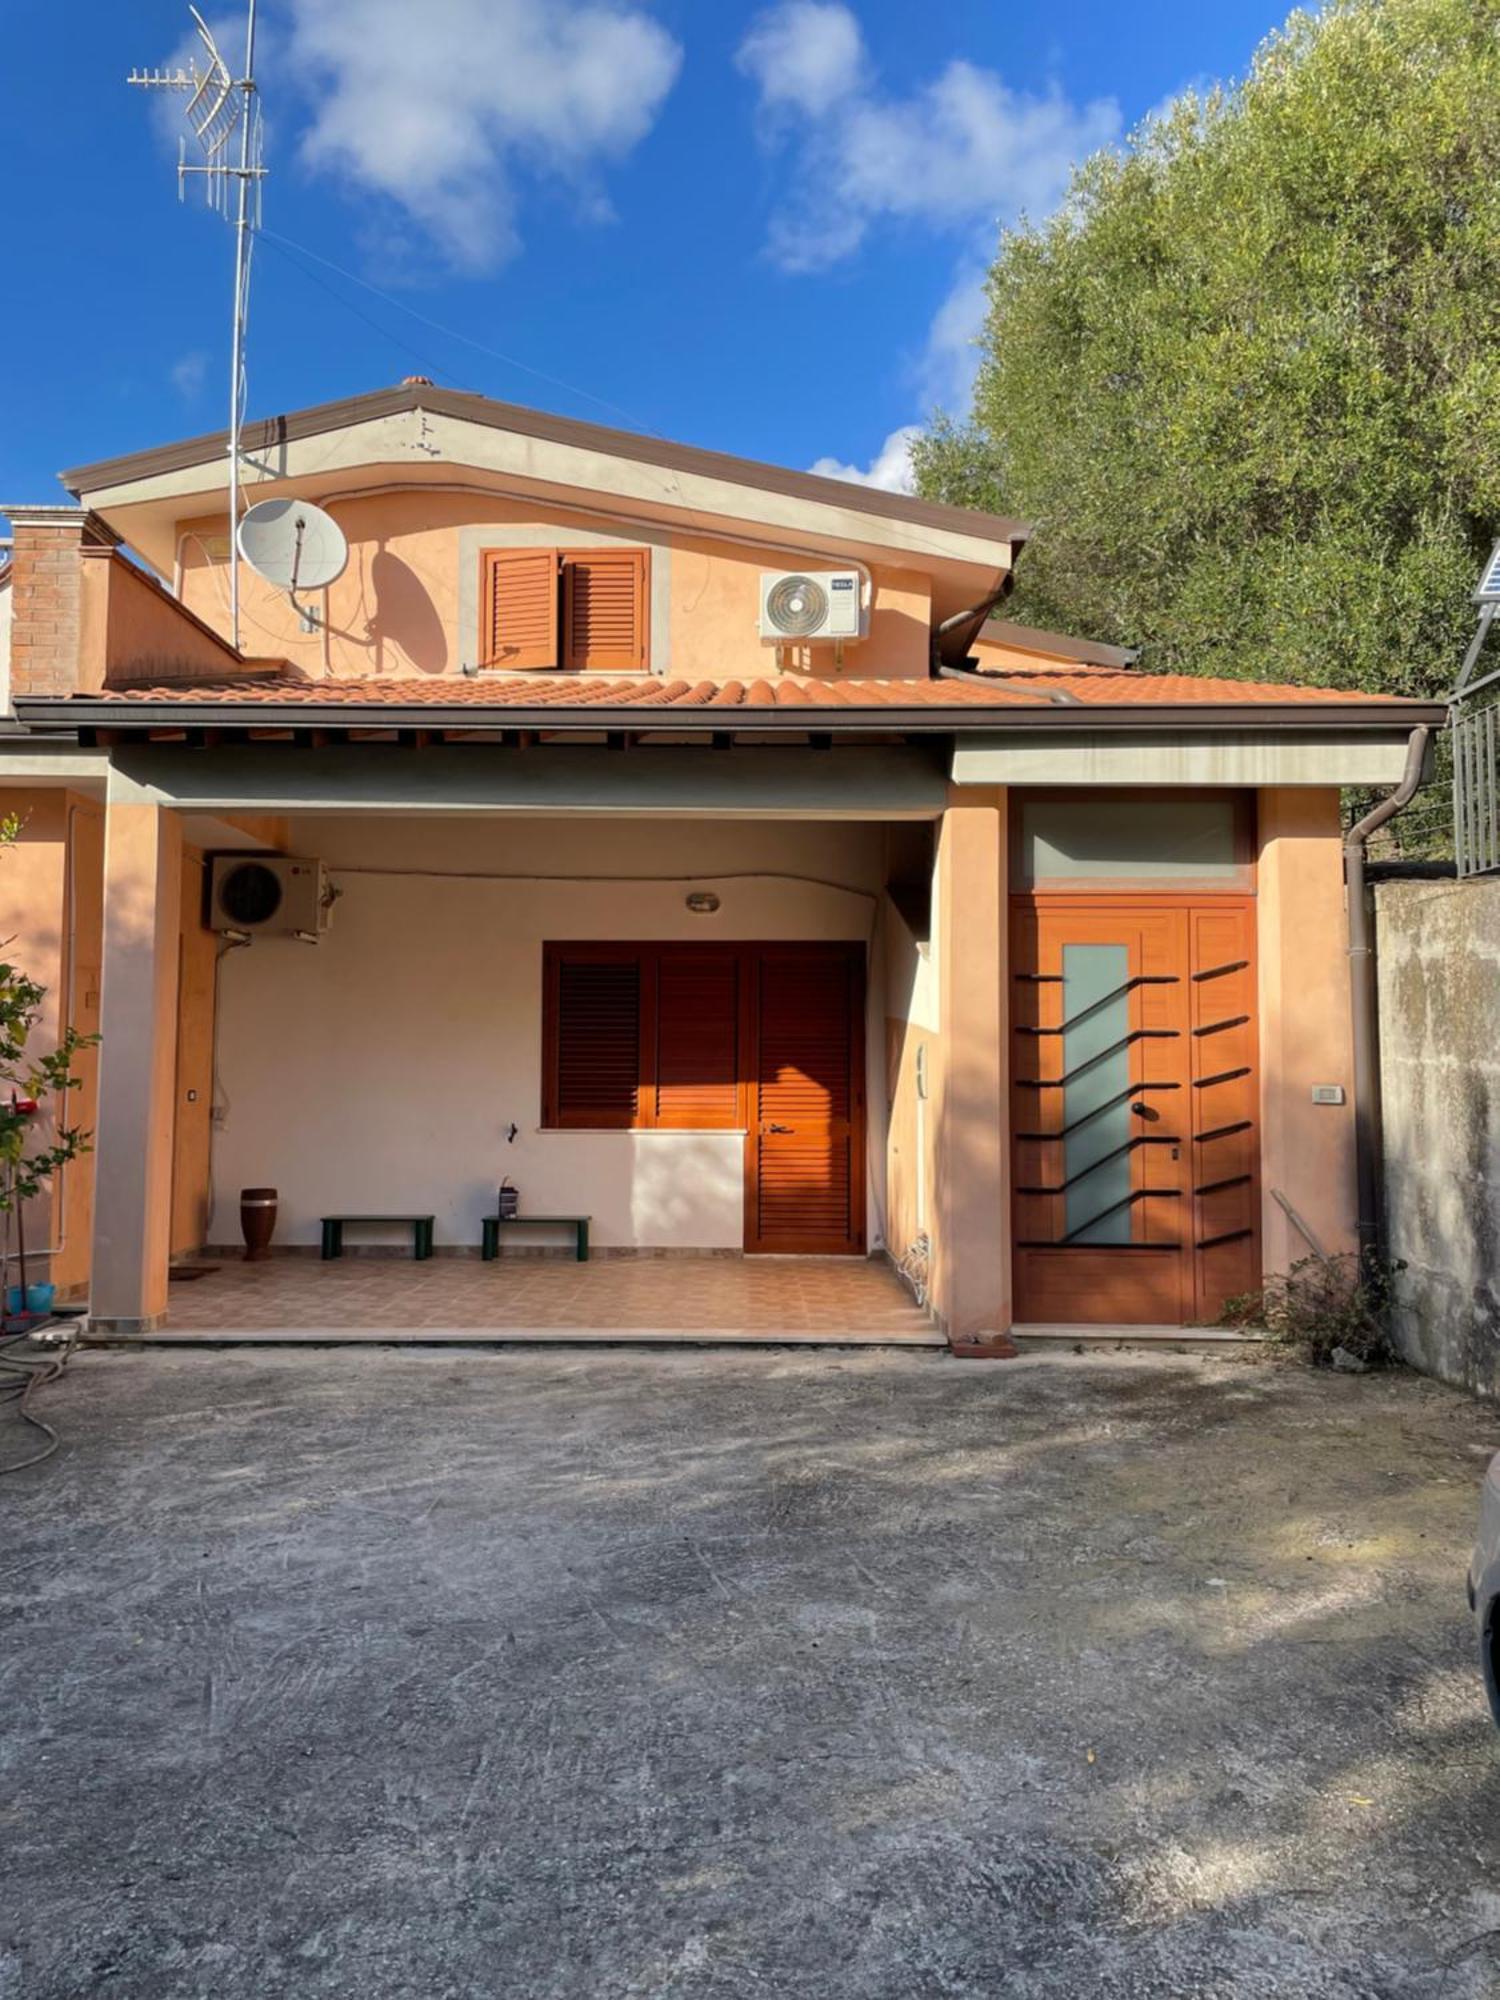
[542,943,743,1131]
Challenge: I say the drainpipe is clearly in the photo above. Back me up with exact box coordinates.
[932,578,1012,671]
[937,662,1081,707]
[1344,724,1431,1266]
[931,574,1081,707]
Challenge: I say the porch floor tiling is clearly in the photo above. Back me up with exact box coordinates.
[152,1253,943,1344]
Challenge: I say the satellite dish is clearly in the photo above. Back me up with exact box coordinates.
[237,498,348,593]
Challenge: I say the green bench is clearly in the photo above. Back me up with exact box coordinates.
[481,1214,591,1262]
[321,1214,435,1260]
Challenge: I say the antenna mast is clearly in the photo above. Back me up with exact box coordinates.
[130,4,267,653]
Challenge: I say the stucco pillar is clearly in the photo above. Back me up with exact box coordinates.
[932,792,1013,1345]
[1257,787,1358,1274]
[89,777,182,1334]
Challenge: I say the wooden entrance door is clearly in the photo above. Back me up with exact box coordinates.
[745,944,865,1255]
[1010,901,1259,1324]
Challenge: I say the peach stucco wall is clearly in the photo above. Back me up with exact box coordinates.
[0,788,103,1298]
[207,815,889,1254]
[78,548,246,692]
[171,849,217,1257]
[1256,787,1358,1272]
[929,791,1010,1339]
[177,488,932,684]
[90,794,183,1329]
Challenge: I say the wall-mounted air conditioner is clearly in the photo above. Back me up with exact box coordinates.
[758,571,865,644]
[209,855,331,939]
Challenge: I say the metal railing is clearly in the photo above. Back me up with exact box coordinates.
[1453,697,1500,877]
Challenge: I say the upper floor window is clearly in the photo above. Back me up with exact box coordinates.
[481,546,650,673]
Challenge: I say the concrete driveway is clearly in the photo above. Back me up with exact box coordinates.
[4,1347,1500,1998]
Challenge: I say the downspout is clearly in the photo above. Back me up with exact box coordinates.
[938,661,1081,707]
[931,569,1082,708]
[932,577,1011,671]
[1344,724,1431,1267]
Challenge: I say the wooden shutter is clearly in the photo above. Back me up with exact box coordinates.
[652,950,740,1128]
[546,951,642,1128]
[562,549,649,672]
[481,549,558,669]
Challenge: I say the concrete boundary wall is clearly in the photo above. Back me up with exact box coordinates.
[1377,875,1500,1397]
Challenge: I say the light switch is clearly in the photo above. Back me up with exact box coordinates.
[1311,1084,1345,1106]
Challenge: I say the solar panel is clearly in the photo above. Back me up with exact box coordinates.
[1476,540,1500,603]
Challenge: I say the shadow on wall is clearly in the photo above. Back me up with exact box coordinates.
[367,548,448,676]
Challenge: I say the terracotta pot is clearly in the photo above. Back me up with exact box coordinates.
[240,1187,278,1262]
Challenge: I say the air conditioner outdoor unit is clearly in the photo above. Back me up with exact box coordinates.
[759,570,865,643]
[209,855,330,939]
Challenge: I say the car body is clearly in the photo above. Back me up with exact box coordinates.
[1468,1450,1500,1727]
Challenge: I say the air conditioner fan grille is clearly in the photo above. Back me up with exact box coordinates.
[765,573,829,637]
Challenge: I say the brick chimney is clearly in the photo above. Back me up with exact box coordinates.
[5,505,120,699]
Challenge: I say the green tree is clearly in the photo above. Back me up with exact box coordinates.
[0,816,95,1312]
[913,0,1500,697]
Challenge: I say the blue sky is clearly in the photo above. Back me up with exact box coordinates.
[3,0,1290,511]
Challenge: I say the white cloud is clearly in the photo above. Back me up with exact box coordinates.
[171,351,209,401]
[738,3,1120,273]
[917,260,990,412]
[808,423,920,494]
[284,0,683,271]
[736,1,866,116]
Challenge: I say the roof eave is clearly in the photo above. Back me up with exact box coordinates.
[58,383,1033,550]
[12,696,1448,738]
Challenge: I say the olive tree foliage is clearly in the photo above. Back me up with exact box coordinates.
[912,0,1500,696]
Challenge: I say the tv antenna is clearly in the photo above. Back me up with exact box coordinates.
[130,4,267,653]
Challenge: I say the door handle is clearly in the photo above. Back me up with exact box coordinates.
[1130,1101,1156,1119]
[766,1123,794,1134]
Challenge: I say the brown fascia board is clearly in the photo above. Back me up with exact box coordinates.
[978,618,1139,668]
[16,695,1448,737]
[59,384,1032,550]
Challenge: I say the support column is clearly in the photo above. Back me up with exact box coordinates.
[932,791,1014,1350]
[89,775,182,1335]
[1257,787,1358,1274]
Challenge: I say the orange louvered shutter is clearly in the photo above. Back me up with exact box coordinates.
[482,549,558,669]
[562,548,649,672]
[652,950,740,1128]
[546,951,643,1128]
[750,948,862,1254]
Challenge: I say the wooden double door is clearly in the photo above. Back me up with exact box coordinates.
[1010,900,1260,1325]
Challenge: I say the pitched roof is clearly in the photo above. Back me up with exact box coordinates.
[60,383,1032,549]
[25,669,1437,738]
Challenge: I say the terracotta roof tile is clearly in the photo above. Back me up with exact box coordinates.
[1016,668,1405,706]
[82,668,1405,711]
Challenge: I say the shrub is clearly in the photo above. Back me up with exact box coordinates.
[1219,1253,1404,1367]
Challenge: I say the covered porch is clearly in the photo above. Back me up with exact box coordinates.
[155,1252,941,1343]
[76,739,1008,1342]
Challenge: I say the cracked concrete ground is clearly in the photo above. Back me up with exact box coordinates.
[4,1346,1500,1998]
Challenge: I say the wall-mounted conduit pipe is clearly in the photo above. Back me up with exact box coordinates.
[1344,724,1431,1265]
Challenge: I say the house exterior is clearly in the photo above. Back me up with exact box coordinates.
[0,381,1444,1342]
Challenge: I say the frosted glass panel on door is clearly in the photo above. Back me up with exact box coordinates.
[1020,799,1241,885]
[1062,943,1132,1246]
